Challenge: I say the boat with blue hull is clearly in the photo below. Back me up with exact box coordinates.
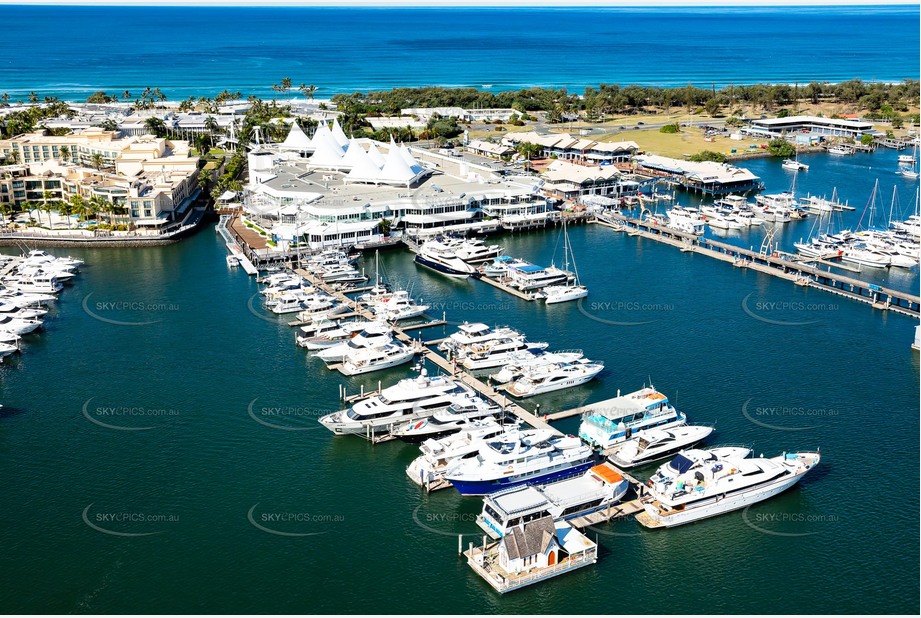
[444,429,595,496]
[414,239,478,278]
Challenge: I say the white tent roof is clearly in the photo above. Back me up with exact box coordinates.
[399,143,424,174]
[308,133,346,167]
[309,123,338,151]
[379,142,417,185]
[346,144,384,183]
[366,143,386,168]
[341,141,379,169]
[280,121,311,151]
[331,118,350,148]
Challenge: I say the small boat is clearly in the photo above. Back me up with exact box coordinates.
[827,144,853,155]
[782,158,809,172]
[0,314,42,335]
[606,425,714,468]
[490,350,584,384]
[316,323,395,365]
[638,449,821,528]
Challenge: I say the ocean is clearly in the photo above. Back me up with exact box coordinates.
[0,5,918,101]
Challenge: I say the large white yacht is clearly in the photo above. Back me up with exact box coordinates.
[490,350,584,384]
[0,314,42,335]
[505,358,604,398]
[638,449,821,528]
[369,290,430,322]
[318,371,475,437]
[390,398,504,442]
[578,385,687,451]
[437,322,525,356]
[444,429,595,496]
[406,420,515,489]
[606,425,714,469]
[461,337,550,370]
[316,323,394,365]
[414,239,478,278]
[337,339,417,375]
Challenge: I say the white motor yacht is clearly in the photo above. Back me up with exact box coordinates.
[505,358,604,398]
[638,449,821,528]
[606,425,714,468]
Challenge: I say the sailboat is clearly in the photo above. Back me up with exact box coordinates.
[897,142,919,180]
[541,219,588,304]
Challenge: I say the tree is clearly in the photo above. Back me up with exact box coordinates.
[122,90,132,101]
[100,118,119,132]
[28,91,38,104]
[144,116,167,138]
[688,150,727,163]
[204,115,220,135]
[515,142,541,171]
[91,153,105,170]
[59,145,70,163]
[659,123,680,134]
[860,134,875,146]
[378,218,392,236]
[767,138,796,158]
[891,115,904,129]
[1,93,9,105]
[41,190,55,227]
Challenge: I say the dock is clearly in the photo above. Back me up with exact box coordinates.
[594,212,920,319]
[476,274,543,302]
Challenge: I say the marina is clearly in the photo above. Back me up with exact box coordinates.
[0,2,919,613]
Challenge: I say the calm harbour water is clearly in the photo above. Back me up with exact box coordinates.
[0,147,919,613]
[0,5,918,100]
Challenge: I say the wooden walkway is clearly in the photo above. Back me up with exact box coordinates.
[595,213,921,319]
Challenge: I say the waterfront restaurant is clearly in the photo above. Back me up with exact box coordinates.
[635,154,763,196]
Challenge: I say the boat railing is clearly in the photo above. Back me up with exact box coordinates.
[490,549,598,590]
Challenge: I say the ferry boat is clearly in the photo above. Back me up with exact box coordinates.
[414,239,478,278]
[318,370,475,437]
[505,358,604,398]
[638,449,821,528]
[476,463,630,539]
[506,263,570,291]
[461,337,550,370]
[444,429,595,496]
[578,385,687,451]
[406,420,515,489]
[391,399,504,443]
[606,425,714,469]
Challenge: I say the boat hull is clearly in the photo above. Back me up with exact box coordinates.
[414,254,473,278]
[640,469,809,528]
[448,460,595,496]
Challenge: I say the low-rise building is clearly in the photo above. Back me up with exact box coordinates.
[503,131,638,164]
[635,154,763,196]
[745,115,873,140]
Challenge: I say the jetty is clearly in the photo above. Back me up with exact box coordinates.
[593,212,920,319]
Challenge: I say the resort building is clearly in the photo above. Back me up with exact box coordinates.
[0,130,201,229]
[402,107,518,123]
[634,154,763,196]
[502,131,638,164]
[743,116,874,140]
[240,123,556,249]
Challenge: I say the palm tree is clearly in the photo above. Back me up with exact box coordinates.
[516,142,541,172]
[59,145,70,164]
[69,194,86,223]
[122,90,132,101]
[281,77,292,99]
[1,93,9,105]
[204,115,220,135]
[91,153,105,170]
[305,84,318,101]
[42,190,55,227]
[28,91,38,104]
[144,116,167,138]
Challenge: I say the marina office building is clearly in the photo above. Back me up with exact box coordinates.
[242,121,558,250]
[743,115,874,140]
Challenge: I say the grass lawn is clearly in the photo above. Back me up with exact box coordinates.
[596,126,770,159]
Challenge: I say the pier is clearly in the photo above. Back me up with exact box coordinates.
[594,212,920,319]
